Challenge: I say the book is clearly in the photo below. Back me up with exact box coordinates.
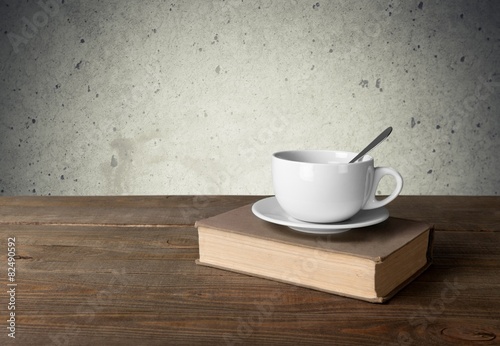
[195,203,433,303]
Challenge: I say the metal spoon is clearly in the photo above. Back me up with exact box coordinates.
[349,127,393,163]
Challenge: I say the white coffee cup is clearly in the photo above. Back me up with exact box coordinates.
[272,150,403,223]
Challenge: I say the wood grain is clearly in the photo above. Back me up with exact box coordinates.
[386,196,500,232]
[0,195,497,230]
[0,195,263,227]
[0,196,498,345]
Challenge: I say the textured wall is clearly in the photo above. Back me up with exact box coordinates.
[1,0,499,196]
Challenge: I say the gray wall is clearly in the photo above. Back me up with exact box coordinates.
[1,0,499,196]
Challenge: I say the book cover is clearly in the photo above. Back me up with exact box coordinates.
[196,203,433,303]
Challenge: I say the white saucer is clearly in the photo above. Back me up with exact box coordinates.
[251,197,389,234]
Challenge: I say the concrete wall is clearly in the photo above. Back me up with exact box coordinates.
[1,0,499,196]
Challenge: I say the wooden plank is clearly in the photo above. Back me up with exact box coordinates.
[0,196,264,227]
[0,196,498,232]
[386,196,500,232]
[0,224,498,345]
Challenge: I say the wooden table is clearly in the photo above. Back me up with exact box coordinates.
[0,196,498,345]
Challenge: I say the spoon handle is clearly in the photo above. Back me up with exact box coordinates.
[349,127,393,163]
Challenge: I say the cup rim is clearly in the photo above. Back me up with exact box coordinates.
[272,149,373,165]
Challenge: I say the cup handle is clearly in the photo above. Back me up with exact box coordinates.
[362,167,403,210]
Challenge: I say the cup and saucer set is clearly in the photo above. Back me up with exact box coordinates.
[252,150,403,235]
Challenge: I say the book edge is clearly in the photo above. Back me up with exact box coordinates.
[376,226,435,302]
[196,203,432,262]
[195,259,384,303]
[195,255,432,304]
[195,225,435,303]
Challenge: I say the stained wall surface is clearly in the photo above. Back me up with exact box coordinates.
[1,0,499,196]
